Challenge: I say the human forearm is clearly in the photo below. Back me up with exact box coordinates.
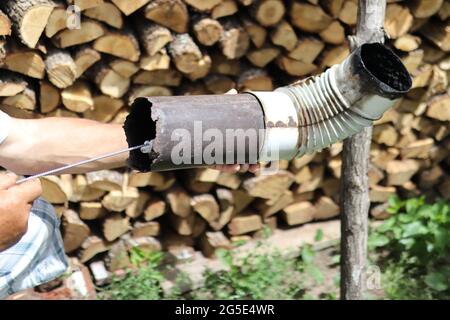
[0,117,128,175]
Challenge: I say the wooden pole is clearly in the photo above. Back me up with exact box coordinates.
[340,0,386,300]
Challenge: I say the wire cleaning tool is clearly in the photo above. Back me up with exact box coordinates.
[16,141,152,184]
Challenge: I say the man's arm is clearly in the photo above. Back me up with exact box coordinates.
[0,115,258,176]
[0,117,128,175]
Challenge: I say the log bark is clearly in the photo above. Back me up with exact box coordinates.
[340,0,386,300]
[45,49,77,88]
[168,33,203,74]
[219,18,250,59]
[137,19,173,56]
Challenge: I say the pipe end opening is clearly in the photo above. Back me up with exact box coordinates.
[360,43,412,95]
[123,97,156,172]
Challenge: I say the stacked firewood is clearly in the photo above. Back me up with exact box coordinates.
[0,0,449,271]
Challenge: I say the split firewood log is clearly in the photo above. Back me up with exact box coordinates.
[0,0,56,48]
[40,175,73,204]
[101,187,139,212]
[79,235,111,263]
[103,213,130,241]
[212,0,238,19]
[168,33,203,74]
[270,20,297,51]
[136,19,172,56]
[246,45,280,68]
[282,201,316,226]
[144,197,166,221]
[132,221,160,238]
[83,1,123,28]
[237,68,273,91]
[67,0,104,11]
[61,80,93,113]
[79,202,107,220]
[0,41,46,79]
[52,18,105,48]
[144,0,189,33]
[228,210,262,235]
[39,81,60,113]
[86,170,124,191]
[83,95,123,122]
[111,0,150,16]
[220,18,250,59]
[250,0,285,27]
[0,71,27,97]
[165,184,192,218]
[45,49,77,88]
[408,0,443,18]
[184,0,221,12]
[193,16,223,46]
[139,49,171,72]
[62,209,90,253]
[290,2,333,33]
[0,9,12,36]
[73,45,101,78]
[93,26,140,62]
[70,174,106,202]
[191,194,220,222]
[384,3,414,39]
[133,68,182,87]
[125,191,150,218]
[88,61,130,98]
[199,231,232,257]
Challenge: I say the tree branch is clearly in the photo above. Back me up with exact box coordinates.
[340,0,386,300]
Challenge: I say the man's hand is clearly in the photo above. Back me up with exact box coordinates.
[0,173,42,251]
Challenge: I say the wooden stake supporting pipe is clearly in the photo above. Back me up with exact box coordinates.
[340,0,387,300]
[124,44,411,172]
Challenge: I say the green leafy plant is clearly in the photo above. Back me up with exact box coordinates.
[369,196,450,299]
[98,248,165,300]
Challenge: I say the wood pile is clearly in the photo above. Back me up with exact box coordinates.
[0,0,449,270]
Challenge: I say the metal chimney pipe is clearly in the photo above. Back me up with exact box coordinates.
[124,43,411,172]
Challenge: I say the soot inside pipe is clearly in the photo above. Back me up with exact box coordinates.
[123,97,157,172]
[359,43,412,96]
